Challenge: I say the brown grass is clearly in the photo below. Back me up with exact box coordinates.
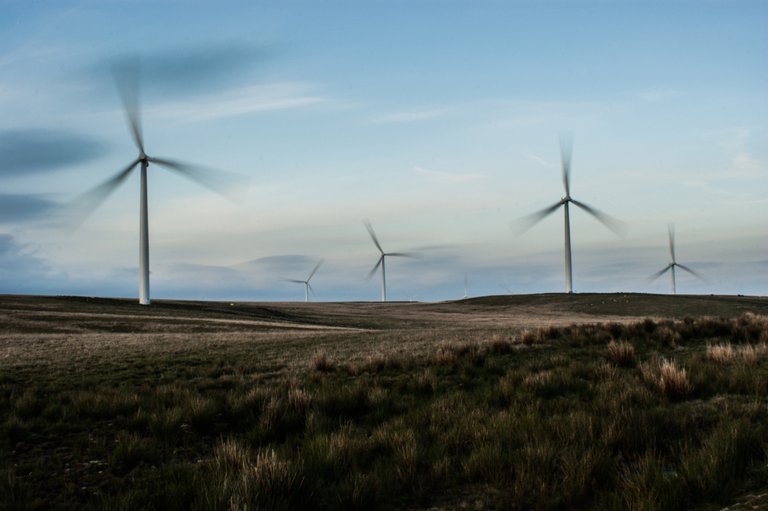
[607,340,636,367]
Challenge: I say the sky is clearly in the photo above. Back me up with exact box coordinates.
[0,0,766,302]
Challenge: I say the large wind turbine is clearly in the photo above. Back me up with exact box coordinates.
[364,221,415,302]
[650,224,702,294]
[517,134,625,293]
[286,259,323,302]
[66,60,246,305]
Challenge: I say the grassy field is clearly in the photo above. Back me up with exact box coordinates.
[1,293,767,510]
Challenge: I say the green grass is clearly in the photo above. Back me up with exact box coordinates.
[1,296,767,509]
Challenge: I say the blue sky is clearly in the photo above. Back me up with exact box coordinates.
[1,0,766,302]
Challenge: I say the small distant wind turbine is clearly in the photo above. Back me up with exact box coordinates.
[364,220,416,302]
[286,259,323,302]
[650,224,702,294]
[516,134,626,293]
[463,274,469,299]
[65,59,247,305]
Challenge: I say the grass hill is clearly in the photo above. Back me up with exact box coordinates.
[1,293,767,509]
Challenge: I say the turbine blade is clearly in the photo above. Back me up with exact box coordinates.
[307,259,324,282]
[62,158,140,225]
[149,157,250,202]
[512,200,564,234]
[570,198,627,237]
[366,256,383,281]
[111,57,145,155]
[676,263,705,281]
[559,132,573,197]
[649,264,673,282]
[285,279,305,283]
[668,223,676,263]
[308,282,315,296]
[386,252,418,258]
[363,220,384,254]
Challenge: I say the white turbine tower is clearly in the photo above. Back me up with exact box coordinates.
[650,224,702,294]
[66,60,247,305]
[364,221,415,302]
[517,134,625,293]
[286,259,323,302]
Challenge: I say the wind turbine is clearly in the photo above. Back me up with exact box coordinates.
[463,274,469,299]
[66,59,247,305]
[286,259,323,302]
[516,134,625,293]
[364,221,415,302]
[650,224,702,294]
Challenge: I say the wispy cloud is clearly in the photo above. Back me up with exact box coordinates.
[0,129,104,176]
[110,42,274,97]
[372,109,443,124]
[149,83,326,121]
[526,153,553,168]
[0,194,58,223]
[413,165,484,183]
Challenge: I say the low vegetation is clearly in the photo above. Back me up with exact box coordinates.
[1,298,768,510]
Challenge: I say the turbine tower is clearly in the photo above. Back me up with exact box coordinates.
[516,134,625,293]
[66,59,247,305]
[650,224,702,294]
[286,259,323,302]
[364,221,415,302]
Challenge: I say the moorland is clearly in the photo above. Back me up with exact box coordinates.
[1,293,767,510]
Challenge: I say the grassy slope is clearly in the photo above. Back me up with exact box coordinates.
[1,293,767,510]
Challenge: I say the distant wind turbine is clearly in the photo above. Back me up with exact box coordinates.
[364,221,416,302]
[650,224,703,294]
[516,134,626,293]
[286,259,323,302]
[64,58,248,305]
[463,274,469,299]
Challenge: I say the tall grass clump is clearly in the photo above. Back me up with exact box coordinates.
[311,350,335,372]
[707,342,768,365]
[197,439,306,510]
[607,340,636,368]
[640,357,693,400]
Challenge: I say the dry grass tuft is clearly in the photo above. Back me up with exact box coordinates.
[641,357,693,399]
[287,388,312,413]
[658,358,693,398]
[657,326,681,347]
[311,350,334,372]
[707,342,768,365]
[607,340,636,368]
[519,329,540,346]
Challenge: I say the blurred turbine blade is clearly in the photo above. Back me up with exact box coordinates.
[111,57,145,155]
[668,223,676,263]
[570,198,628,237]
[559,132,573,196]
[363,220,384,254]
[677,263,704,281]
[63,158,140,226]
[308,282,315,296]
[513,200,564,235]
[149,157,250,202]
[387,252,418,258]
[649,264,673,282]
[307,259,324,282]
[366,256,383,280]
[285,279,305,283]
